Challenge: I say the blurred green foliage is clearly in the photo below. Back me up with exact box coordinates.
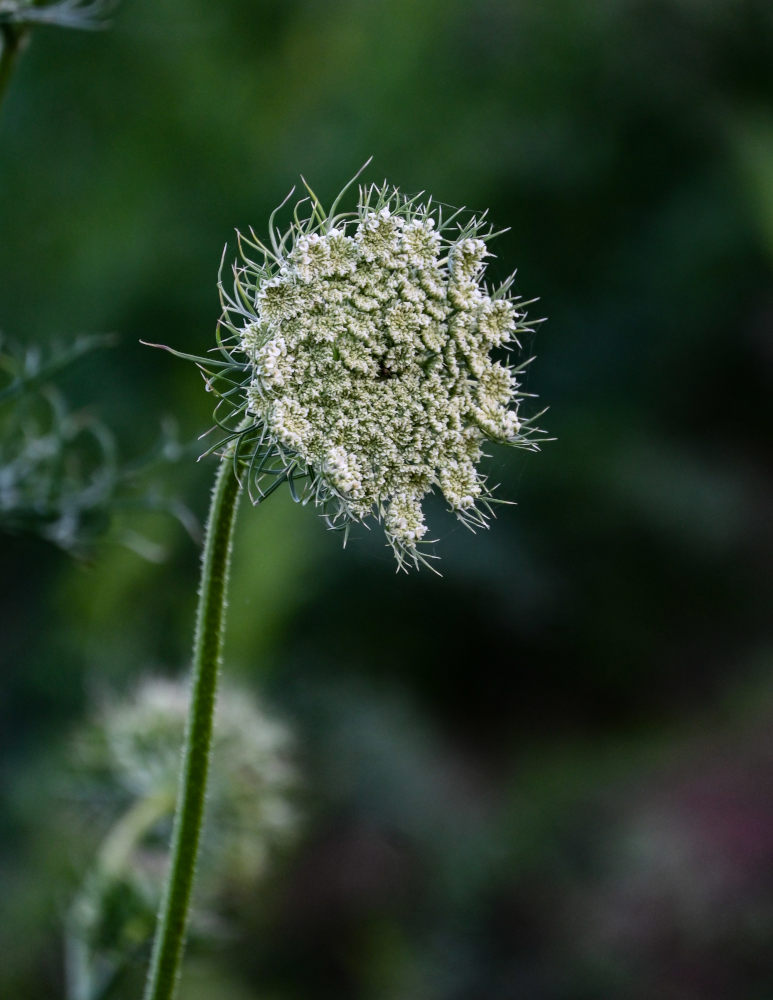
[0,333,194,557]
[1,1,772,998]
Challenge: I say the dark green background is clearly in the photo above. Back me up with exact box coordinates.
[2,1,773,997]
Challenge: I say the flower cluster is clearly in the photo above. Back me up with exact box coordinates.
[79,677,299,885]
[68,678,300,996]
[204,169,544,569]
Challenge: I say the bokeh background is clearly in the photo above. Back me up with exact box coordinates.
[2,1,773,997]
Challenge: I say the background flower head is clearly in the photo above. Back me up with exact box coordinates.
[76,676,300,890]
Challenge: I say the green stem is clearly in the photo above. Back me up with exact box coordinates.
[98,791,176,877]
[0,23,29,116]
[143,455,243,1000]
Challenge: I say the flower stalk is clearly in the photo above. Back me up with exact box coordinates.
[0,22,28,113]
[143,453,242,1000]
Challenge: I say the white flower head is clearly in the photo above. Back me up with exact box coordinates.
[206,163,546,571]
[83,676,299,886]
[69,677,300,963]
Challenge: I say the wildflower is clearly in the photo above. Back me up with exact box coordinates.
[68,677,300,998]
[79,677,299,886]
[203,166,545,570]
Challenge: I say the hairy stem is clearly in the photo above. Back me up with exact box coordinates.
[143,456,243,1000]
[0,23,28,115]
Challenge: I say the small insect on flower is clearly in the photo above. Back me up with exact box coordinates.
[187,162,546,571]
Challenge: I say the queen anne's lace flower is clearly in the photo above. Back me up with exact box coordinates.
[204,168,545,570]
[82,677,299,883]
